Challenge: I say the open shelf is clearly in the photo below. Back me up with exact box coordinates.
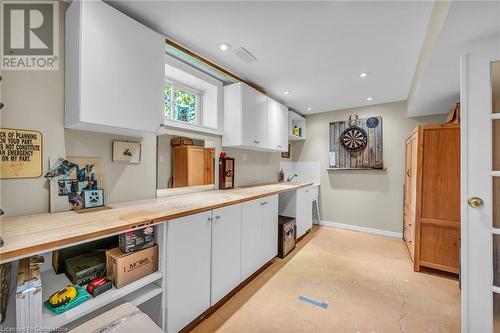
[289,134,305,141]
[41,269,163,329]
[326,167,387,171]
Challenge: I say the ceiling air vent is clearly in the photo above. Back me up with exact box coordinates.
[233,47,257,64]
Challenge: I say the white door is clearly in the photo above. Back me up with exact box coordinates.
[266,98,288,151]
[460,54,500,332]
[242,84,267,148]
[296,187,312,238]
[166,211,212,332]
[278,102,289,152]
[241,198,263,280]
[266,98,282,151]
[211,204,242,305]
[261,195,279,263]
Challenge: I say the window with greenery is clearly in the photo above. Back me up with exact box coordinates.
[164,80,201,125]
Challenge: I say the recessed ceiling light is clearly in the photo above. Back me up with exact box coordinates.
[307,107,312,111]
[283,90,291,95]
[218,42,231,51]
[366,96,374,101]
[359,72,369,78]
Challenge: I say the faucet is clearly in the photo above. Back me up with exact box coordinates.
[287,174,298,182]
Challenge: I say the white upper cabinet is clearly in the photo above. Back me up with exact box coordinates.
[223,82,267,149]
[65,0,164,137]
[224,82,290,152]
[266,97,289,152]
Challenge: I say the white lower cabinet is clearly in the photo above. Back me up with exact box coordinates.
[241,195,278,281]
[296,187,313,238]
[211,204,242,305]
[279,186,313,239]
[166,211,212,333]
[166,195,278,332]
[261,196,279,263]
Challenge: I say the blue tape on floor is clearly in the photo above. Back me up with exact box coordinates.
[298,295,328,309]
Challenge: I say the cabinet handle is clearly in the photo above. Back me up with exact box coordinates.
[254,140,260,144]
[406,169,411,177]
[208,217,213,222]
[260,201,268,206]
[215,215,221,220]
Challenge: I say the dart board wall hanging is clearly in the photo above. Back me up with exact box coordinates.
[339,115,368,153]
[328,115,384,169]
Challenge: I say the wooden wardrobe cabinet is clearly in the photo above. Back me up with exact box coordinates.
[172,146,215,188]
[403,124,460,274]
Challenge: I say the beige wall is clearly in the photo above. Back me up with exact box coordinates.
[291,101,446,234]
[224,148,282,187]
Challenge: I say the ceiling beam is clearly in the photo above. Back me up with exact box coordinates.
[165,38,266,95]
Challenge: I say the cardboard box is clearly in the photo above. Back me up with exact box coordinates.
[106,245,158,288]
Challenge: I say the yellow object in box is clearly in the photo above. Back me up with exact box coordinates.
[293,126,299,136]
[106,245,158,288]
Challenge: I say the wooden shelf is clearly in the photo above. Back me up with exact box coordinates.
[41,270,163,329]
[326,167,387,171]
[289,134,305,141]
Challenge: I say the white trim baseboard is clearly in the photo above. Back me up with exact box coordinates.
[319,220,402,239]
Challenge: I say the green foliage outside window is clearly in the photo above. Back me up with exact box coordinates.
[164,83,198,124]
[164,85,172,118]
[174,89,197,123]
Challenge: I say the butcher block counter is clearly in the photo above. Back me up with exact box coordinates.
[0,182,310,263]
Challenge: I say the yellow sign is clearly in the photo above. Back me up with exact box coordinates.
[0,128,43,179]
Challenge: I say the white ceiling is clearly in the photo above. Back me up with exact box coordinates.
[408,1,500,117]
[107,1,433,115]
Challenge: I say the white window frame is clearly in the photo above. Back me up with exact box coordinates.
[164,79,203,126]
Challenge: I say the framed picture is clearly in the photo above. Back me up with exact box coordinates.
[113,141,141,163]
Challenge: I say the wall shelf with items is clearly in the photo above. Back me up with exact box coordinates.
[289,111,306,140]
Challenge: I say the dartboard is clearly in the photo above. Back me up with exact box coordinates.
[340,126,368,152]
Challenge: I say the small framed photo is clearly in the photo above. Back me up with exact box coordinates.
[113,141,141,163]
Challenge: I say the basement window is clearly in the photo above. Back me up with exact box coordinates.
[164,80,202,125]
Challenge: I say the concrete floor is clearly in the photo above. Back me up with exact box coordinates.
[192,226,460,333]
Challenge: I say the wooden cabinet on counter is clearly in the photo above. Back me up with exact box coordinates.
[172,146,215,187]
[403,124,460,274]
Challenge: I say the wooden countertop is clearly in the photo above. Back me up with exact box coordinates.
[0,182,310,263]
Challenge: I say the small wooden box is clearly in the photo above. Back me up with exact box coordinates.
[170,137,193,147]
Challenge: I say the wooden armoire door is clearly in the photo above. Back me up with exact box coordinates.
[404,131,418,258]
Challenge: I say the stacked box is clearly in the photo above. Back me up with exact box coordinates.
[119,226,155,253]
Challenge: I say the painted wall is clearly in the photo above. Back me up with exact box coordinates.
[224,148,282,187]
[290,101,446,234]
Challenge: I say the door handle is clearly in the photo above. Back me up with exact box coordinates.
[467,197,484,209]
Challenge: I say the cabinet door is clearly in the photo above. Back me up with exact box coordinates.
[408,134,418,218]
[204,148,215,185]
[242,84,267,148]
[296,187,313,238]
[187,147,207,186]
[241,199,263,281]
[166,211,212,332]
[278,103,289,151]
[266,98,289,152]
[211,204,242,305]
[261,195,279,263]
[68,0,164,135]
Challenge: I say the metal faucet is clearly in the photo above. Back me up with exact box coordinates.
[287,174,298,182]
